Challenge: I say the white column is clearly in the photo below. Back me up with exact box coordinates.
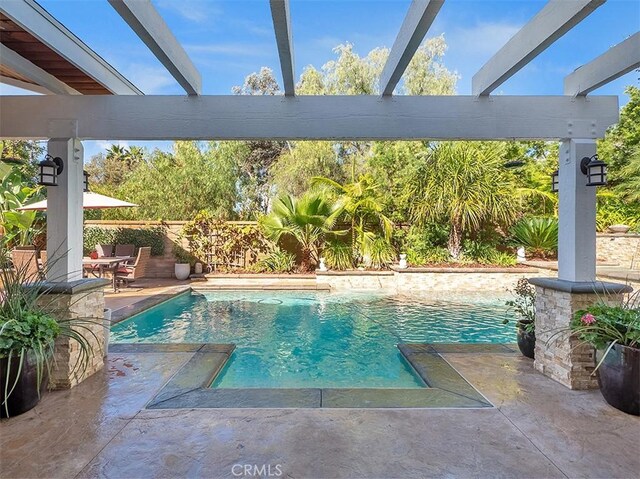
[46,138,84,282]
[557,139,597,282]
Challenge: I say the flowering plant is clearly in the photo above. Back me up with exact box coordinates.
[571,293,639,352]
[503,278,536,332]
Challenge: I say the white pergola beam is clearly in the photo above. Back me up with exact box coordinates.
[0,44,80,95]
[0,0,142,95]
[564,32,640,96]
[0,95,618,140]
[380,0,444,96]
[472,0,605,96]
[269,0,295,96]
[108,0,201,96]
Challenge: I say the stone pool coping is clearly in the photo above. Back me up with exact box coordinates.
[108,343,514,409]
[110,285,192,324]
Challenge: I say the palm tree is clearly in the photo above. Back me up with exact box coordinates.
[259,193,344,271]
[311,174,393,266]
[408,141,520,259]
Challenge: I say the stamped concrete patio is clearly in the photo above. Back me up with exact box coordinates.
[1,344,638,479]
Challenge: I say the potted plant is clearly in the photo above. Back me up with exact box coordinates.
[571,293,639,415]
[172,244,192,280]
[0,256,96,418]
[504,278,536,359]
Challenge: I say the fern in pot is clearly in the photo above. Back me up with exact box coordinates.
[0,254,97,418]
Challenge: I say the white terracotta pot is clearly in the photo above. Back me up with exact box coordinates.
[175,263,191,280]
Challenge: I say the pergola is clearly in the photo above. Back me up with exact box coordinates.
[1,0,639,285]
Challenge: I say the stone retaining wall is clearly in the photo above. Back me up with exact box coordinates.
[39,285,106,389]
[596,234,640,269]
[317,267,556,292]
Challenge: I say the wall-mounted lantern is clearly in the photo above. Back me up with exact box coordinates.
[38,154,63,186]
[551,170,559,193]
[551,154,607,193]
[83,170,90,192]
[581,154,607,186]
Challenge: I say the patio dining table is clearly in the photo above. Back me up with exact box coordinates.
[82,256,133,292]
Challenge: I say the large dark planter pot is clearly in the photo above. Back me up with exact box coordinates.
[0,354,48,418]
[597,344,639,416]
[517,320,535,359]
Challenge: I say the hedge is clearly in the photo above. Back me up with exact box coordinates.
[83,226,165,256]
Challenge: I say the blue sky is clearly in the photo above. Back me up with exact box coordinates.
[3,0,639,158]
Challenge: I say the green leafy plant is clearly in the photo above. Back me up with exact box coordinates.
[503,278,536,332]
[83,226,165,256]
[571,293,639,352]
[0,248,98,417]
[259,193,344,272]
[256,249,296,273]
[0,163,43,248]
[362,234,396,269]
[180,212,271,271]
[510,217,558,258]
[322,239,353,270]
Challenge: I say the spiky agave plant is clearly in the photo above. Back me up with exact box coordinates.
[0,245,99,417]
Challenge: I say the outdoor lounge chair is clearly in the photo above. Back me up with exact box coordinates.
[11,249,43,282]
[114,244,135,257]
[96,244,113,257]
[114,247,150,289]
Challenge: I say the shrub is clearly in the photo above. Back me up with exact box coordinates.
[256,249,296,273]
[509,217,558,258]
[322,240,353,270]
[364,237,396,269]
[407,246,450,265]
[462,240,516,266]
[399,224,449,265]
[180,211,271,270]
[596,198,640,232]
[83,226,165,256]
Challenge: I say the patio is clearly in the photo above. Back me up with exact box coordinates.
[1,343,638,479]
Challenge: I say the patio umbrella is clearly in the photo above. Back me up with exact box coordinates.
[18,192,138,210]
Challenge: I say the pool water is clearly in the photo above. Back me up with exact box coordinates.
[111,291,513,388]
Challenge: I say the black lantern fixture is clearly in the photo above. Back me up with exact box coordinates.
[551,170,559,193]
[38,154,64,186]
[551,154,608,193]
[581,154,607,186]
[83,170,90,192]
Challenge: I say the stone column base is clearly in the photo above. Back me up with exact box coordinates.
[31,279,109,389]
[528,278,632,390]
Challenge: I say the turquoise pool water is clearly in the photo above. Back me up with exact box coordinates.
[111,291,513,388]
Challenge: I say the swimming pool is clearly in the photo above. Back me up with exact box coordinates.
[111,291,513,389]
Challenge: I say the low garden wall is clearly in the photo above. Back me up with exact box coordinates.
[596,234,640,269]
[316,267,557,292]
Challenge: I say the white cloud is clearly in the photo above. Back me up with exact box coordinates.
[95,140,130,151]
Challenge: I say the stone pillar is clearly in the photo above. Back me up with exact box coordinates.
[34,279,109,389]
[529,278,632,390]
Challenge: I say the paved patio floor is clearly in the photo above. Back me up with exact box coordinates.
[1,347,638,479]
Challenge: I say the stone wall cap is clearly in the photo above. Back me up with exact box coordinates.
[528,277,633,294]
[316,270,394,276]
[24,278,110,295]
[392,266,535,273]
